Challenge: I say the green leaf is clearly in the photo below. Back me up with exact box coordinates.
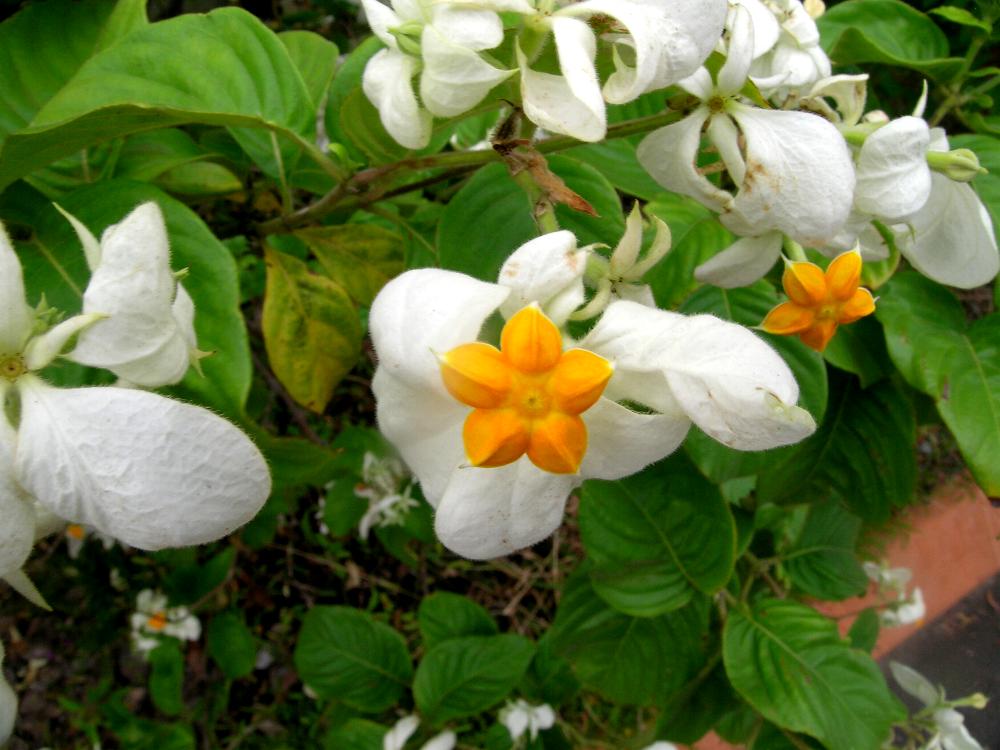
[413,634,535,726]
[520,634,579,707]
[877,272,1000,494]
[566,139,666,201]
[548,573,708,705]
[207,612,257,680]
[657,666,740,745]
[155,161,242,197]
[294,607,413,712]
[295,224,405,307]
[148,640,185,717]
[579,455,735,617]
[114,129,215,181]
[724,599,904,749]
[323,719,386,750]
[782,501,868,601]
[548,154,626,247]
[418,593,498,650]
[279,31,339,109]
[848,608,881,653]
[680,281,828,483]
[163,547,236,605]
[0,0,147,142]
[818,0,963,81]
[262,244,362,413]
[0,8,316,191]
[929,6,992,32]
[756,374,916,523]
[822,316,893,387]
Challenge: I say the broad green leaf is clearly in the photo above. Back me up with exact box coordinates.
[0,8,317,191]
[262,244,362,413]
[929,6,992,32]
[162,547,236,606]
[155,161,242,197]
[251,431,342,489]
[0,0,147,142]
[6,180,252,415]
[822,316,893,387]
[877,272,1000,494]
[657,667,740,745]
[949,134,1000,232]
[413,634,535,726]
[279,31,339,109]
[114,129,214,182]
[848,608,881,652]
[782,501,868,601]
[294,606,413,712]
[752,724,823,750]
[101,693,195,750]
[296,224,405,306]
[566,139,666,201]
[207,612,257,680]
[680,282,827,482]
[418,592,498,649]
[548,573,708,705]
[818,0,963,81]
[148,640,185,717]
[548,155,626,247]
[325,37,384,165]
[756,374,916,523]
[579,456,735,617]
[520,634,579,707]
[323,719,386,750]
[724,599,904,749]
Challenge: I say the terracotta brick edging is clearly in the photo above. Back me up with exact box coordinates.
[689,478,1000,750]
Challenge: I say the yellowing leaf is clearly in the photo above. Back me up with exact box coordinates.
[262,245,361,413]
[295,225,405,306]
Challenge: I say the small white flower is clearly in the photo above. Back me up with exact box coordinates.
[355,452,419,539]
[745,0,832,99]
[64,523,117,560]
[863,560,912,596]
[890,663,986,750]
[129,589,201,655]
[383,715,455,750]
[500,699,556,742]
[641,744,679,750]
[880,587,925,628]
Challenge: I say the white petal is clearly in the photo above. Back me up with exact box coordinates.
[429,6,502,50]
[421,731,457,750]
[707,113,745,186]
[807,74,868,126]
[611,282,656,307]
[0,222,33,354]
[68,203,194,387]
[531,703,556,731]
[518,21,606,143]
[502,705,530,741]
[384,715,420,750]
[855,116,931,223]
[360,0,402,47]
[434,458,577,559]
[24,313,103,372]
[362,48,432,150]
[0,402,34,579]
[420,25,513,118]
[16,377,271,550]
[899,174,999,288]
[1,569,48,609]
[723,105,855,247]
[54,203,102,271]
[759,42,830,93]
[732,0,780,57]
[637,110,732,212]
[889,662,939,707]
[0,641,16,744]
[579,397,689,480]
[609,204,644,276]
[498,231,586,325]
[582,301,814,450]
[718,4,754,96]
[642,0,728,91]
[372,368,466,506]
[369,268,509,393]
[695,232,783,288]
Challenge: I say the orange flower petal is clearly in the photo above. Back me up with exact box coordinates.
[500,305,563,373]
[440,342,512,408]
[782,261,827,306]
[826,249,863,301]
[761,301,815,335]
[527,413,587,474]
[838,287,876,324]
[463,408,530,468]
[799,319,838,352]
[550,348,614,415]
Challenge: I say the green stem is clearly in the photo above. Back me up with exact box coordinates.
[512,168,560,234]
[929,34,987,127]
[782,237,808,263]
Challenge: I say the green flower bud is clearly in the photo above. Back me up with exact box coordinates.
[926,148,987,182]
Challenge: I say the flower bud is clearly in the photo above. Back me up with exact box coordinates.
[927,148,987,182]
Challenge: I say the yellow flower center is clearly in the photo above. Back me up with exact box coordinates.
[66,524,86,540]
[761,249,876,352]
[438,305,613,474]
[147,612,168,631]
[0,354,25,382]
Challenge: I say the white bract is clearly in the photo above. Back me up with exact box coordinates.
[369,230,814,559]
[740,0,832,100]
[130,589,202,654]
[890,662,986,750]
[880,587,925,628]
[355,452,419,539]
[383,715,456,750]
[0,206,270,604]
[499,699,556,742]
[637,5,855,288]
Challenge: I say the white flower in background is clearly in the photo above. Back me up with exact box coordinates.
[641,744,679,750]
[0,641,16,744]
[863,560,912,596]
[637,5,855,288]
[57,203,203,388]
[64,523,117,560]
[130,589,201,655]
[382,714,456,750]
[880,587,925,628]
[741,0,832,99]
[500,699,556,742]
[370,230,813,558]
[355,452,419,539]
[863,560,925,627]
[605,205,671,308]
[890,662,986,750]
[0,208,270,605]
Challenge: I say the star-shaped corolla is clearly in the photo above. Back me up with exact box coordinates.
[636,5,855,288]
[0,214,270,580]
[370,230,814,559]
[761,249,875,351]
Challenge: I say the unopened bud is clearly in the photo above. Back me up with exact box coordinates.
[968,693,988,710]
[390,25,422,57]
[927,148,987,182]
[804,0,826,18]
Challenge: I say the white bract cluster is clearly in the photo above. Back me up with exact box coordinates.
[359,0,727,148]
[370,227,814,559]
[863,560,926,627]
[499,699,556,742]
[355,452,419,539]
[890,662,987,750]
[130,589,202,654]
[0,203,271,606]
[383,714,456,750]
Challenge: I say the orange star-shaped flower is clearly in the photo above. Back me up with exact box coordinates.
[761,249,876,352]
[438,305,613,474]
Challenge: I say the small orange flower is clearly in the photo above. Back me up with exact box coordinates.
[438,305,613,474]
[761,249,876,352]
